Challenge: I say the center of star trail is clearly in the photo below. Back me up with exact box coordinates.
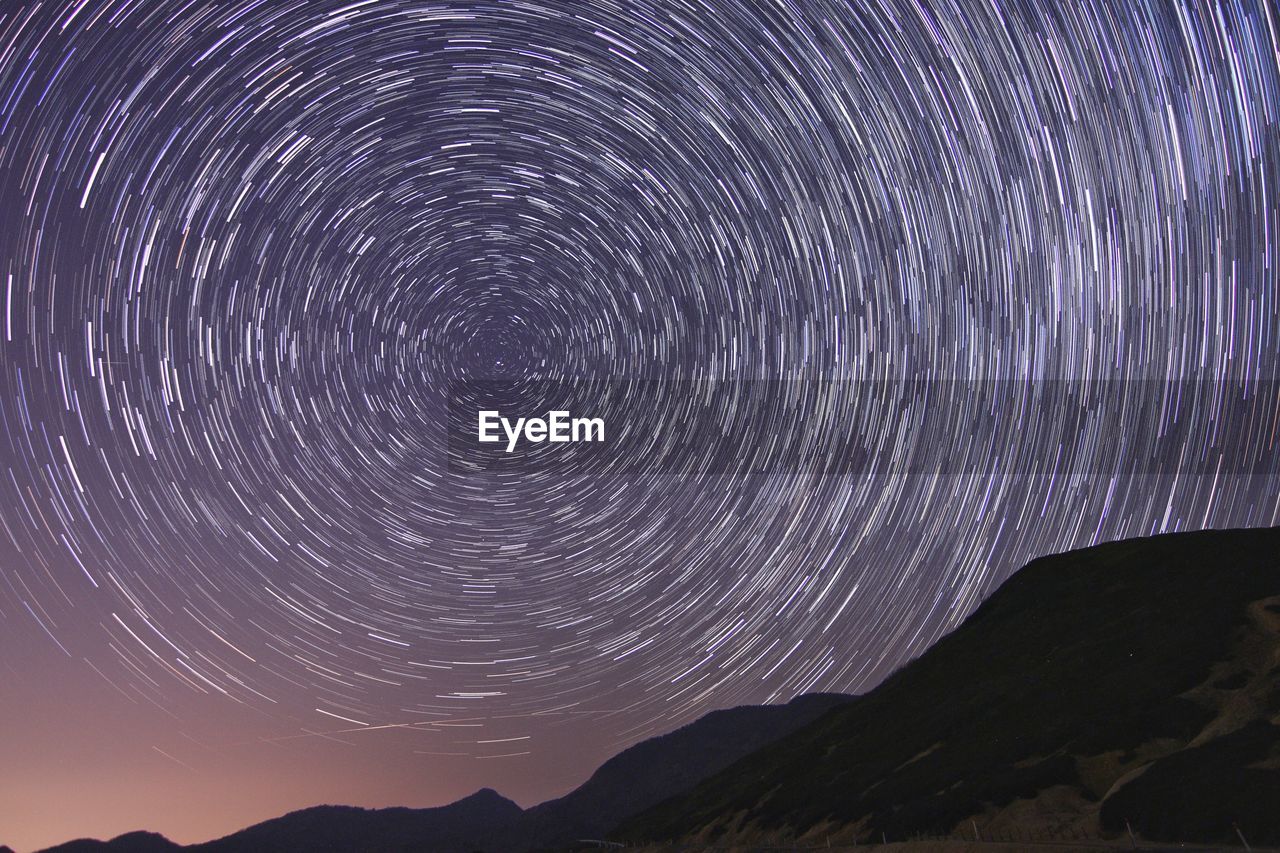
[0,0,1276,848]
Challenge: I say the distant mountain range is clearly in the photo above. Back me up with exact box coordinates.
[28,692,850,853]
[22,526,1280,852]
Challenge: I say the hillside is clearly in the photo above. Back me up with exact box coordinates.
[498,691,852,850]
[615,526,1280,848]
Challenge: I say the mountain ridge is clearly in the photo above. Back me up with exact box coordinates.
[30,692,852,853]
[29,527,1280,851]
[614,526,1280,848]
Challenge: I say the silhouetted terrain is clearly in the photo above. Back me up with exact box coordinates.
[615,526,1280,848]
[31,693,851,852]
[32,527,1280,851]
[188,788,520,853]
[37,833,180,853]
[492,691,851,850]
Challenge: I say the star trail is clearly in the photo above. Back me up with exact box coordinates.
[0,0,1278,848]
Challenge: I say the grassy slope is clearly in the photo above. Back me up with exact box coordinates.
[615,527,1280,847]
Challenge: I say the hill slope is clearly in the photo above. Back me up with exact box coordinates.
[500,691,852,850]
[615,526,1280,848]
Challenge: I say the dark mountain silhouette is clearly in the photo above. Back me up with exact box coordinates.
[187,788,520,853]
[493,691,852,850]
[615,526,1280,848]
[34,527,1280,851]
[36,832,180,853]
[31,693,852,853]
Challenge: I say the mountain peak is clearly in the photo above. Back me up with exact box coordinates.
[463,786,506,801]
[450,787,522,815]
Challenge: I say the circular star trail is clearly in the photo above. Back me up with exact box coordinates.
[0,0,1278,798]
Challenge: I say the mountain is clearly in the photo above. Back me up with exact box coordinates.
[614,526,1280,848]
[495,691,852,850]
[36,832,180,853]
[34,527,1279,851]
[29,794,520,853]
[31,693,852,853]
[186,789,521,853]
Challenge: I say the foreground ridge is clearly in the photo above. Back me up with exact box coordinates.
[615,526,1280,849]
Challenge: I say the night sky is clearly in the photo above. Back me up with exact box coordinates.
[1,0,1279,850]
